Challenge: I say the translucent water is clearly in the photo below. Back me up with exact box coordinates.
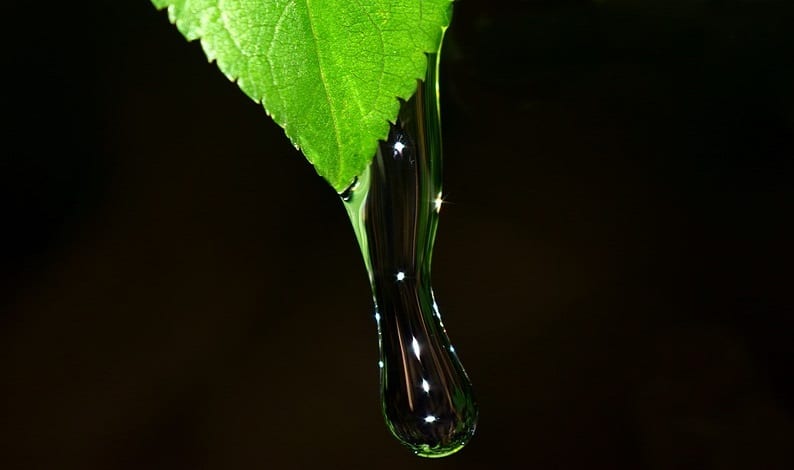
[341,54,477,458]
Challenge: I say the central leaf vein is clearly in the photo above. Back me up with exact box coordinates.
[304,0,343,174]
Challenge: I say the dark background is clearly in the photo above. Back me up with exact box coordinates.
[2,1,793,468]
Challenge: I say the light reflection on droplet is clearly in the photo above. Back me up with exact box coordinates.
[396,271,406,281]
[411,337,421,360]
[394,141,406,156]
[424,415,438,423]
[431,292,442,319]
[421,379,430,393]
[378,360,384,369]
[434,192,443,213]
[374,312,381,322]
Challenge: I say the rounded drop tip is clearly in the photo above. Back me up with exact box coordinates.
[387,401,479,459]
[404,424,477,458]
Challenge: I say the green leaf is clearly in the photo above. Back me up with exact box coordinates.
[151,0,453,191]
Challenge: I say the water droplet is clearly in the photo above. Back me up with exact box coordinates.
[341,55,477,458]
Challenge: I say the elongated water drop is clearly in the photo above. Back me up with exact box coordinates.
[341,53,478,458]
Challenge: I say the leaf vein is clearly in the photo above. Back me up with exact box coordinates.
[304,0,343,174]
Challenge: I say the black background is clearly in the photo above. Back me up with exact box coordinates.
[2,1,793,468]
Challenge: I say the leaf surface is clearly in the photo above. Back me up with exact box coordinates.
[152,0,453,191]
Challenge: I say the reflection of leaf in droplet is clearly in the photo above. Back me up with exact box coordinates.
[452,386,476,423]
[151,0,453,191]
